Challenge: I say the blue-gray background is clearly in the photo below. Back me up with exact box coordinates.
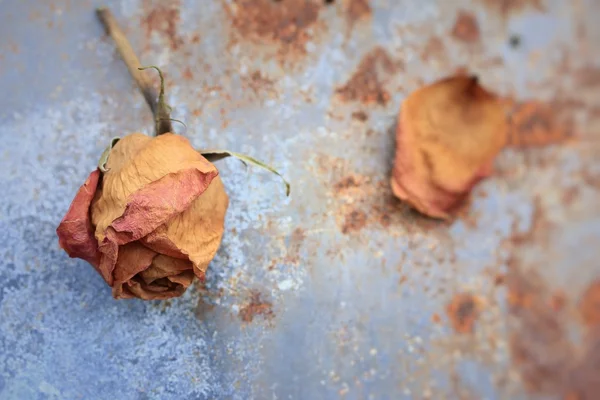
[1,0,599,399]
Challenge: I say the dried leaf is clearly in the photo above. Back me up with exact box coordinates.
[391,75,506,219]
[202,149,291,196]
[98,137,121,172]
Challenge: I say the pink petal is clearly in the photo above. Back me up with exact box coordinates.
[56,170,107,280]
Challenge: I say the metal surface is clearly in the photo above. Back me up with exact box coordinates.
[1,0,599,399]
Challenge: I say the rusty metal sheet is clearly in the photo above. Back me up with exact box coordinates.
[1,0,599,399]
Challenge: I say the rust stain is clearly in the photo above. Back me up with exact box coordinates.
[336,47,400,105]
[141,0,183,50]
[505,200,600,398]
[420,36,446,63]
[330,169,443,235]
[479,0,544,16]
[431,313,441,324]
[182,66,193,80]
[285,227,306,264]
[242,70,278,99]
[194,299,216,319]
[574,67,600,88]
[446,293,483,334]
[341,209,368,234]
[505,100,575,148]
[451,11,480,43]
[579,280,600,328]
[343,0,371,27]
[351,110,369,121]
[334,175,361,192]
[224,0,323,57]
[239,291,274,323]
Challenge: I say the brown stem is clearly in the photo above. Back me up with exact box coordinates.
[96,7,173,135]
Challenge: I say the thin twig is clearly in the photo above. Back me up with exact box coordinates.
[96,7,173,135]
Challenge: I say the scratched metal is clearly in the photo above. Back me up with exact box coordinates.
[0,0,599,399]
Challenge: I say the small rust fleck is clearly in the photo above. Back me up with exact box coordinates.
[141,0,183,50]
[285,227,306,264]
[336,47,400,105]
[551,291,567,312]
[478,0,544,17]
[451,11,480,43]
[334,175,361,192]
[574,67,600,88]
[182,66,193,80]
[494,273,506,286]
[343,0,371,27]
[190,33,201,44]
[420,36,446,63]
[431,313,441,324]
[239,291,274,323]
[446,293,482,334]
[579,280,600,328]
[341,209,368,234]
[505,100,574,147]
[195,299,216,319]
[351,110,369,121]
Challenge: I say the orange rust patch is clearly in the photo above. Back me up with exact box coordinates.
[141,0,183,50]
[224,0,322,56]
[239,292,274,323]
[478,0,544,16]
[431,313,441,324]
[446,293,483,334]
[336,47,400,105]
[505,100,574,148]
[451,11,480,43]
[579,280,600,328]
[341,209,368,234]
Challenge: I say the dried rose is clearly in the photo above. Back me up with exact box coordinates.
[57,133,229,300]
[391,76,507,219]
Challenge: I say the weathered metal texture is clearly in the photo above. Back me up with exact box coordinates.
[1,0,599,399]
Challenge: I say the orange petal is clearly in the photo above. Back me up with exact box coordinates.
[112,242,157,285]
[118,256,194,300]
[56,170,106,281]
[91,133,218,243]
[391,75,507,218]
[159,175,229,278]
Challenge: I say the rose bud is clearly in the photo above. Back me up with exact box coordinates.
[57,133,229,300]
[391,75,507,219]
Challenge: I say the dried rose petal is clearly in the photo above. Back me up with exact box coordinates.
[57,133,229,300]
[391,76,507,219]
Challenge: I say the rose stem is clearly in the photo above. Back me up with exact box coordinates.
[96,7,173,135]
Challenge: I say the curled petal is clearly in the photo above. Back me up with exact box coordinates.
[56,170,106,280]
[391,76,507,218]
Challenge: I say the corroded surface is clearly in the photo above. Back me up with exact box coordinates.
[0,0,599,399]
